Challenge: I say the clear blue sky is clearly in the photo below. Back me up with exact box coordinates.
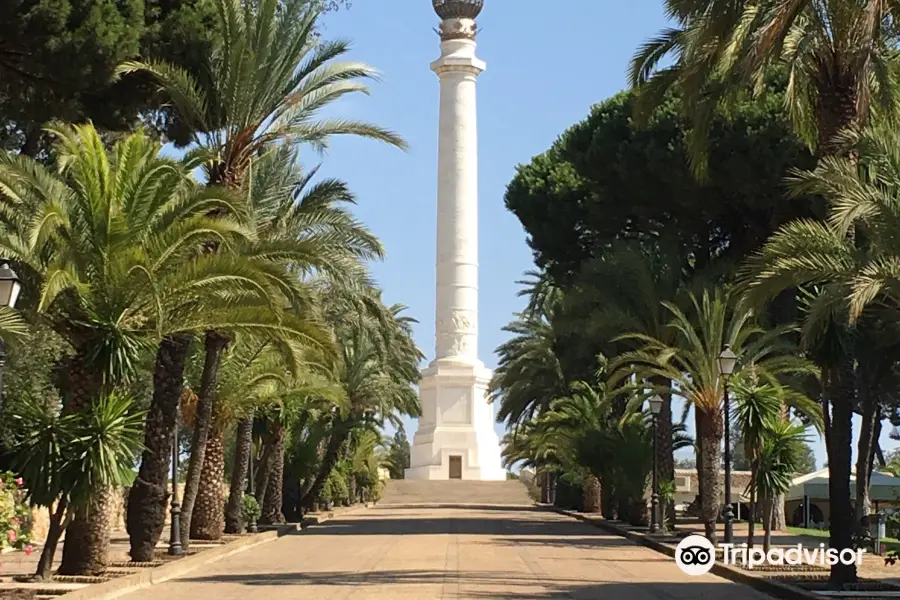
[312,1,894,471]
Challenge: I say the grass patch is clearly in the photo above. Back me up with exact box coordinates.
[787,526,900,553]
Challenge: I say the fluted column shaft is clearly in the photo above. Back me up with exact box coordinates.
[431,31,485,362]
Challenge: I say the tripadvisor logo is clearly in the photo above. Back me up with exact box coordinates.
[674,535,865,576]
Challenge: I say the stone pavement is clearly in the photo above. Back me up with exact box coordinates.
[122,504,777,600]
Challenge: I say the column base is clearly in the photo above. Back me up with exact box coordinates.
[405,359,505,481]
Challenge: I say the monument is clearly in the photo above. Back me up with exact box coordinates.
[405,0,505,481]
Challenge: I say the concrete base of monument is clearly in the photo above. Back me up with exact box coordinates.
[405,357,506,481]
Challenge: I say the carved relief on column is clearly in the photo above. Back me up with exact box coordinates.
[436,309,475,357]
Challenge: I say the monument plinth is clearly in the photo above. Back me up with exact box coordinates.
[406,0,505,481]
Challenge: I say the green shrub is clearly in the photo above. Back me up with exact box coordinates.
[241,494,261,526]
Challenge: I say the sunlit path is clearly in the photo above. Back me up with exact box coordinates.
[122,505,773,600]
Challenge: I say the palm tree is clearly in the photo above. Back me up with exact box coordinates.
[490,272,568,428]
[608,288,814,543]
[561,241,691,522]
[741,124,900,579]
[731,371,819,546]
[118,0,406,543]
[629,0,900,165]
[256,372,345,524]
[0,123,297,573]
[755,419,808,552]
[299,296,421,508]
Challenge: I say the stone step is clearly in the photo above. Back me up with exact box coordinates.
[379,480,532,506]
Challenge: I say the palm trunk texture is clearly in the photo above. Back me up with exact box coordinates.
[180,331,228,547]
[261,424,286,524]
[697,410,721,545]
[191,429,226,540]
[127,336,191,562]
[826,362,858,587]
[225,416,254,533]
[58,350,109,575]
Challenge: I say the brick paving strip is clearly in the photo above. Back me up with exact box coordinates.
[0,504,372,600]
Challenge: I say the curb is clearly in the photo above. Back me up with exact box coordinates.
[59,503,371,600]
[547,506,820,600]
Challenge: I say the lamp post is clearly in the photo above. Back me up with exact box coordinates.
[648,394,664,534]
[0,263,21,416]
[168,408,184,556]
[718,344,738,545]
[247,446,258,533]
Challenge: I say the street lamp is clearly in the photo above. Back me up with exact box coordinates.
[718,344,738,545]
[0,263,21,416]
[168,407,184,556]
[648,394,664,535]
[247,446,258,533]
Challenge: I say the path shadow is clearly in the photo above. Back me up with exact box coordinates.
[302,514,636,540]
[181,570,760,599]
[373,503,540,512]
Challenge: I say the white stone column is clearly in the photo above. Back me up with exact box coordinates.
[431,21,485,363]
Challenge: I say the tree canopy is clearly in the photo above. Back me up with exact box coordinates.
[504,86,818,285]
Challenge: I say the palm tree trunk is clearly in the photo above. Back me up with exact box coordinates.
[855,358,878,532]
[582,474,601,514]
[652,377,675,523]
[762,496,773,553]
[180,331,229,548]
[300,425,349,508]
[190,429,226,540]
[697,410,721,545]
[261,424,286,524]
[36,499,70,580]
[127,335,191,561]
[225,416,254,534]
[825,362,858,587]
[694,412,705,523]
[254,430,276,508]
[747,463,757,549]
[58,350,108,576]
[59,488,115,575]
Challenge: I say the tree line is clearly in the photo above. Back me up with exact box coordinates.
[494,0,900,590]
[0,0,419,580]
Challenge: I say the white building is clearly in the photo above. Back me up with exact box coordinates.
[405,0,505,481]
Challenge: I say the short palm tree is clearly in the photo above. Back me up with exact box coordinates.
[11,392,144,580]
[608,288,815,543]
[755,419,808,552]
[300,297,421,507]
[731,371,810,548]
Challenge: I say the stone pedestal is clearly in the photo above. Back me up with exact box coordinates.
[407,359,505,480]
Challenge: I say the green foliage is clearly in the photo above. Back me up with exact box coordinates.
[504,87,815,284]
[0,319,69,456]
[240,494,260,525]
[0,0,217,154]
[755,421,808,500]
[658,479,676,504]
[384,428,410,480]
[118,0,405,190]
[9,391,144,512]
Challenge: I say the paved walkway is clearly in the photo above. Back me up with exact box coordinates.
[123,505,775,600]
